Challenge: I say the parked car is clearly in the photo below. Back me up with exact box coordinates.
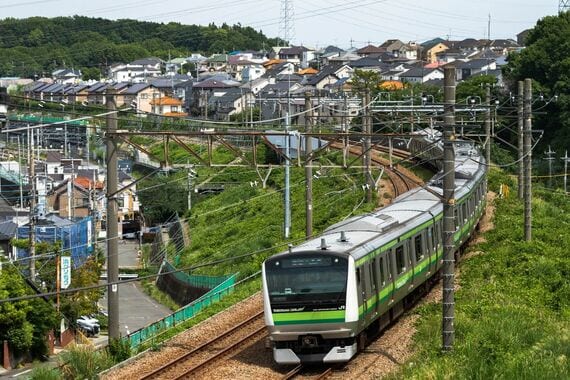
[77,315,100,337]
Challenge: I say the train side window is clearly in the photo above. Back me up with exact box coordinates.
[414,235,424,261]
[462,203,467,222]
[427,226,434,253]
[395,245,406,274]
[356,268,361,284]
[379,256,386,286]
[370,259,377,291]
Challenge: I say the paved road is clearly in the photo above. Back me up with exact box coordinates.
[99,239,171,336]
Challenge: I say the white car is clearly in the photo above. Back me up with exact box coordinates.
[77,315,100,337]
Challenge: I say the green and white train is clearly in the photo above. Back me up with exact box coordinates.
[262,133,487,364]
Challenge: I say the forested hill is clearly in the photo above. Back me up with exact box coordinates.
[0,16,280,78]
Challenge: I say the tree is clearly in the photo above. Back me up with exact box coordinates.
[505,11,570,151]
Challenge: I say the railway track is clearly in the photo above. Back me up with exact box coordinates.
[281,364,335,380]
[329,142,418,198]
[139,310,266,380]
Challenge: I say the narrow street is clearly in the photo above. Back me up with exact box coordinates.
[99,239,172,339]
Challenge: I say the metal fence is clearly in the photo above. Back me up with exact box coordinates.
[125,273,237,349]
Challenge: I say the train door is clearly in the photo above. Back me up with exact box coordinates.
[360,261,374,325]
[427,226,436,275]
[369,258,379,319]
[412,233,427,285]
[384,251,396,308]
[377,254,390,314]
[392,243,409,303]
[356,267,365,329]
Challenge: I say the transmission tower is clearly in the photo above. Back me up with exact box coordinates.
[279,0,295,46]
[560,0,570,13]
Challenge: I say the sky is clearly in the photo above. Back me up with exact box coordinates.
[0,0,559,48]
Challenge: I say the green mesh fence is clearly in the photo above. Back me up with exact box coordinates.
[161,260,229,289]
[9,114,89,126]
[125,273,237,349]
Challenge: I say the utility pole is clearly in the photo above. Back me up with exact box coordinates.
[517,81,524,199]
[364,89,372,203]
[544,146,556,189]
[442,65,456,352]
[106,89,120,341]
[563,151,569,193]
[523,78,532,241]
[284,108,291,239]
[187,166,195,211]
[485,84,491,170]
[304,92,313,239]
[29,128,36,281]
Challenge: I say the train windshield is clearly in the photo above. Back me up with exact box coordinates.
[265,254,348,309]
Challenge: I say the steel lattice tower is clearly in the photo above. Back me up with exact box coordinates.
[560,0,570,13]
[279,0,295,45]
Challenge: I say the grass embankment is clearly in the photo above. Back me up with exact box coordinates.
[391,169,570,379]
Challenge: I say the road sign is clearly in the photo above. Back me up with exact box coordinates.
[61,256,71,289]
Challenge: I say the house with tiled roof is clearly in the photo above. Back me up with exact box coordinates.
[209,87,251,121]
[450,59,496,81]
[122,83,168,114]
[356,45,385,57]
[149,96,187,117]
[305,64,353,90]
[207,54,229,71]
[379,39,405,55]
[399,67,444,84]
[52,68,82,84]
[421,40,450,63]
[278,46,315,68]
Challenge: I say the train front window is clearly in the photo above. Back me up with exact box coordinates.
[266,255,348,307]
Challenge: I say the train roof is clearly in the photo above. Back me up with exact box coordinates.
[278,139,485,261]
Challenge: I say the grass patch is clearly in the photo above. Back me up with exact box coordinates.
[390,169,570,379]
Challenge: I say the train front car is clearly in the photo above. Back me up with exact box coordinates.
[262,250,359,364]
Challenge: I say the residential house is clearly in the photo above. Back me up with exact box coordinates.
[380,39,405,55]
[453,38,485,53]
[263,62,296,79]
[517,29,531,46]
[435,48,470,63]
[242,63,266,83]
[278,46,315,68]
[149,96,187,117]
[174,79,195,112]
[327,51,361,65]
[305,64,353,90]
[350,57,390,71]
[356,45,385,57]
[109,58,163,82]
[122,83,168,114]
[489,39,520,55]
[191,77,241,115]
[52,69,82,84]
[166,57,189,75]
[451,59,496,81]
[399,67,444,83]
[240,77,270,95]
[397,42,419,60]
[421,40,450,63]
[209,87,251,121]
[86,83,110,106]
[207,54,228,71]
[47,178,92,218]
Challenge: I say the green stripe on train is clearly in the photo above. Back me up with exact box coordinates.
[272,310,346,325]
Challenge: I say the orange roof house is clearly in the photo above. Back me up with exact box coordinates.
[149,96,187,117]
